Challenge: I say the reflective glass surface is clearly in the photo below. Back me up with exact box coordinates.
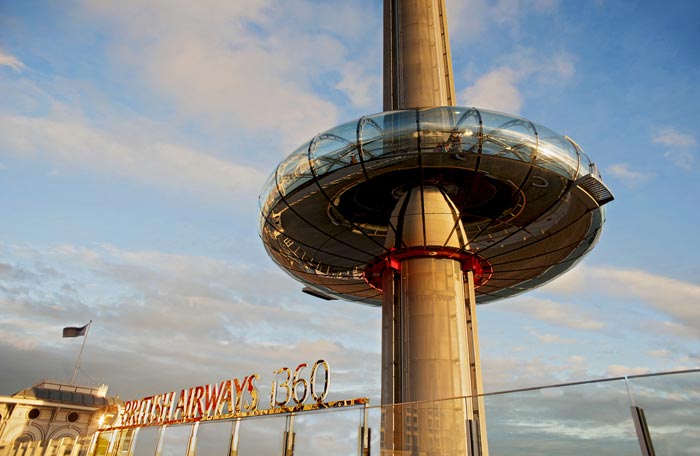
[259,107,613,305]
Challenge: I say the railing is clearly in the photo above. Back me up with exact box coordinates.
[2,369,697,455]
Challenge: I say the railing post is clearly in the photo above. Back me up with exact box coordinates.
[105,431,119,456]
[358,404,370,456]
[126,428,140,455]
[153,426,167,456]
[185,422,199,456]
[85,431,99,456]
[282,413,295,456]
[631,406,656,456]
[625,376,656,456]
[228,419,241,456]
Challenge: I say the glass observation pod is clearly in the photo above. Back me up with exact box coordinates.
[259,107,614,305]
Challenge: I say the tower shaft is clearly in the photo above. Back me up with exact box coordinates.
[381,1,488,454]
[383,0,456,110]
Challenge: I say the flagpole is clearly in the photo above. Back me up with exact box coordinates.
[70,320,92,385]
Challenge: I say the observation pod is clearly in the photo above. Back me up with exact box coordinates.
[259,106,614,306]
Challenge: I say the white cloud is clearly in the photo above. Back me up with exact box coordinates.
[587,267,700,335]
[605,364,651,377]
[333,64,380,110]
[0,115,266,200]
[652,127,697,170]
[0,242,381,399]
[542,264,700,339]
[462,66,523,113]
[606,163,655,186]
[77,0,382,151]
[460,50,575,114]
[536,333,575,344]
[663,149,695,170]
[653,127,697,148]
[447,0,559,43]
[0,50,25,72]
[499,296,605,331]
[648,349,671,358]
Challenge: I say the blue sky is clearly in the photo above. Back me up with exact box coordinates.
[1,0,698,432]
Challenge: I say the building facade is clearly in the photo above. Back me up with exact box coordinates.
[0,381,118,452]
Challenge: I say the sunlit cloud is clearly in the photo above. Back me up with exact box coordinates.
[536,333,575,344]
[0,50,25,72]
[541,265,700,339]
[653,126,697,148]
[79,0,381,151]
[498,296,605,331]
[0,242,381,398]
[648,349,671,358]
[460,50,575,114]
[605,364,651,377]
[447,0,559,43]
[606,163,655,187]
[0,115,266,201]
[652,126,697,170]
[462,66,523,113]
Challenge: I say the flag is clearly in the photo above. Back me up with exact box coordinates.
[63,324,89,338]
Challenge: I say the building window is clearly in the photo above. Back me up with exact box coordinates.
[67,412,79,423]
[27,408,40,420]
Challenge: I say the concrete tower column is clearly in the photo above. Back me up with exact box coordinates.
[381,1,488,454]
[383,0,455,110]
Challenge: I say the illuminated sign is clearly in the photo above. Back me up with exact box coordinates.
[103,360,367,430]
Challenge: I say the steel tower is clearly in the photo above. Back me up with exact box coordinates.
[259,1,613,453]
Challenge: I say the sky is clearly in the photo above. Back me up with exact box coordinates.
[0,0,699,452]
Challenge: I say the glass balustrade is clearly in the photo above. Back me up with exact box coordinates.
[4,369,696,456]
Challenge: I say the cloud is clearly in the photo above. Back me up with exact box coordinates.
[648,349,671,358]
[462,66,523,113]
[0,50,25,72]
[652,126,697,170]
[499,296,605,331]
[460,50,575,114]
[0,242,381,399]
[536,333,575,344]
[586,267,700,337]
[0,115,266,201]
[333,64,380,110]
[663,149,695,170]
[606,163,655,187]
[605,364,651,377]
[653,127,697,148]
[78,0,382,151]
[447,0,559,44]
[541,265,700,339]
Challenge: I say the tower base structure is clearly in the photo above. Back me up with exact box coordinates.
[378,186,488,455]
[259,106,613,453]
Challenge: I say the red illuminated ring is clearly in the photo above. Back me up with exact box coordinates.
[363,247,493,290]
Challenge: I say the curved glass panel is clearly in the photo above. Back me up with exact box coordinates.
[535,124,579,179]
[358,115,386,161]
[451,108,482,156]
[478,110,537,163]
[276,141,312,197]
[259,171,277,210]
[376,109,420,158]
[309,134,358,177]
[418,107,460,151]
[579,148,594,178]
